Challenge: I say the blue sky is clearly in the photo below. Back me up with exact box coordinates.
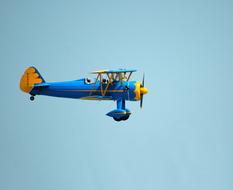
[1,0,233,190]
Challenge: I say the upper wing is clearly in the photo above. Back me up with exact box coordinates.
[91,69,137,74]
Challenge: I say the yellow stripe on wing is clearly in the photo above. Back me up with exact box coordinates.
[80,96,113,100]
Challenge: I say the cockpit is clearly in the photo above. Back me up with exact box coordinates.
[84,78,109,85]
[84,78,92,84]
[84,71,132,86]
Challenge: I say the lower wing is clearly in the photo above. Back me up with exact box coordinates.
[80,96,113,100]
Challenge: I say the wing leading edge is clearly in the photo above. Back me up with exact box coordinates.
[80,96,113,100]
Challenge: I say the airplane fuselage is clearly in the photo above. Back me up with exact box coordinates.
[31,79,140,101]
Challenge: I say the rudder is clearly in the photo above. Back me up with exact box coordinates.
[20,66,45,93]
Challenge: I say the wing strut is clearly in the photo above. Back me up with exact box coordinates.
[103,79,111,96]
[127,72,133,81]
[100,74,103,96]
[89,74,100,96]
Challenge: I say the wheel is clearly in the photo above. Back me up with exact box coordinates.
[113,117,121,122]
[121,115,130,121]
[30,96,35,101]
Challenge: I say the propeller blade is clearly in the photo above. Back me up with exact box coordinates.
[140,94,144,109]
[142,73,145,87]
[140,73,145,109]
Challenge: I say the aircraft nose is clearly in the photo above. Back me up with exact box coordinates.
[140,87,148,95]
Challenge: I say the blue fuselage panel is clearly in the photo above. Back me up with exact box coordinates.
[31,79,138,101]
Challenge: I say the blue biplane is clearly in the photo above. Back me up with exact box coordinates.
[20,67,148,121]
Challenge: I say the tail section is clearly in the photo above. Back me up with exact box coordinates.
[20,66,45,93]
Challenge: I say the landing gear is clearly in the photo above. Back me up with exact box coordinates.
[113,115,130,122]
[121,115,130,121]
[113,117,122,122]
[30,95,35,101]
[108,99,131,122]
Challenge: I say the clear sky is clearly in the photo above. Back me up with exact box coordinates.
[1,0,233,190]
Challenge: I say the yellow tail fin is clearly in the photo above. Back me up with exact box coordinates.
[20,67,45,93]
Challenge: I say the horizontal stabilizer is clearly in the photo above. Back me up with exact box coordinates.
[34,83,50,88]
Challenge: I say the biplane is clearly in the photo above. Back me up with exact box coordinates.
[20,67,148,121]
